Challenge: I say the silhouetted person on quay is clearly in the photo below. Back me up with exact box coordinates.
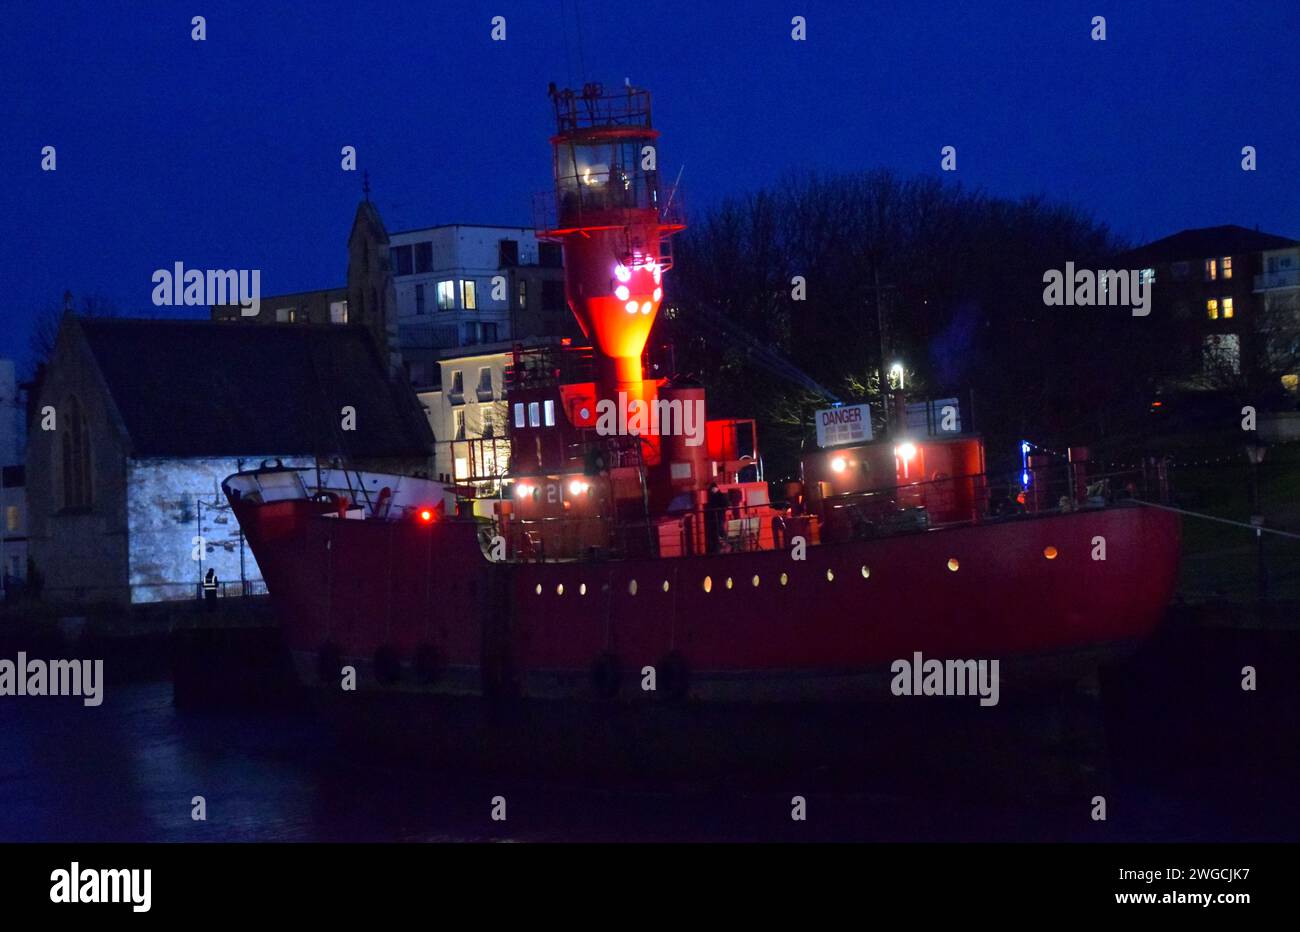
[203,568,219,611]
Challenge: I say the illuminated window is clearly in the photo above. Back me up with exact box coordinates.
[275,307,295,323]
[528,402,540,427]
[329,300,348,324]
[1139,268,1155,286]
[1283,374,1299,392]
[461,280,476,310]
[5,506,18,532]
[543,399,556,427]
[1206,299,1219,320]
[517,280,527,309]
[1221,256,1232,280]
[437,280,455,310]
[452,409,466,441]
[481,406,495,439]
[1205,258,1217,281]
[513,403,525,428]
[1222,297,1234,319]
[453,457,467,479]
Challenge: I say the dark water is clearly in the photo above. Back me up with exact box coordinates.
[2,662,1297,842]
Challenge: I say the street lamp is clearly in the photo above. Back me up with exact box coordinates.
[889,362,905,391]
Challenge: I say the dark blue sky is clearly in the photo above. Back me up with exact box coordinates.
[5,0,1298,368]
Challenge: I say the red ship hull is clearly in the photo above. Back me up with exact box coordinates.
[228,484,1180,702]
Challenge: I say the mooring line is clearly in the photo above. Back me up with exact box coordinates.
[1134,499,1300,541]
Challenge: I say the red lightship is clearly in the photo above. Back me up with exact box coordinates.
[223,84,1180,730]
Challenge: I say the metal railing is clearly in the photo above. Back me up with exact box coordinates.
[1254,268,1300,291]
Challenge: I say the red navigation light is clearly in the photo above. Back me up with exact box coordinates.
[419,508,434,523]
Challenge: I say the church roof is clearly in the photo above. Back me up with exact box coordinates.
[76,318,431,459]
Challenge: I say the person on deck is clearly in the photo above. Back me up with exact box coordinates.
[705,482,729,554]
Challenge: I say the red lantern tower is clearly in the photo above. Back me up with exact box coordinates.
[539,82,684,418]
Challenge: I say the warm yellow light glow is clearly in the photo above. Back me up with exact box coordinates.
[1044,546,1058,560]
[896,442,918,462]
[830,456,847,473]
[947,558,960,572]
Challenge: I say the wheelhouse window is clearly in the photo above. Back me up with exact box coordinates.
[514,403,526,428]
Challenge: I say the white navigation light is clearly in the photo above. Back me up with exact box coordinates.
[615,285,630,301]
[830,456,847,473]
[614,264,631,283]
[895,442,917,462]
[625,300,639,314]
[640,301,652,315]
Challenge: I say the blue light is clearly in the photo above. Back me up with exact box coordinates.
[1022,470,1030,486]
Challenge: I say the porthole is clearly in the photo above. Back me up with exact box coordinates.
[579,583,587,596]
[628,579,638,595]
[703,576,713,593]
[725,577,734,590]
[534,583,543,595]
[556,583,564,596]
[662,580,670,592]
[751,575,760,587]
[1044,546,1058,560]
[947,558,960,572]
[861,565,870,579]
[826,568,835,582]
[780,572,789,587]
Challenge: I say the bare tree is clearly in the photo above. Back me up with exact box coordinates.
[28,291,120,376]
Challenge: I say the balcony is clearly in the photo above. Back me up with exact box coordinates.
[1255,268,1300,291]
